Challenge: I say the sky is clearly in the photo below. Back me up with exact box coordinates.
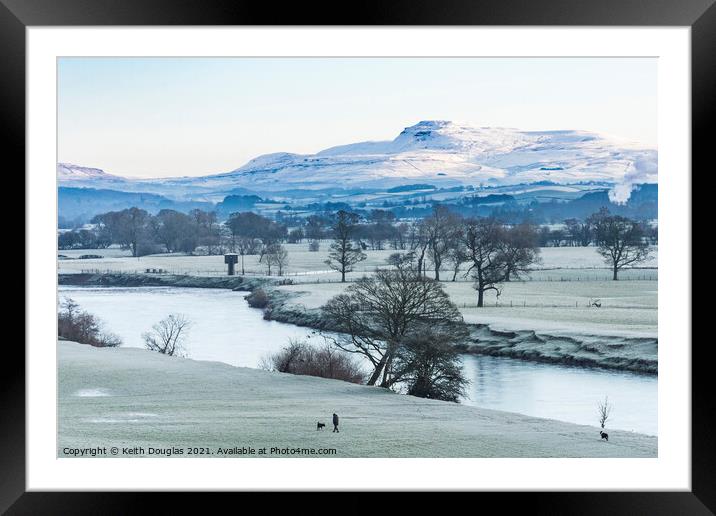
[58,57,657,178]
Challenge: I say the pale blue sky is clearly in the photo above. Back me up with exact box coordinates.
[58,57,657,178]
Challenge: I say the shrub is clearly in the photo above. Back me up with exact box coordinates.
[136,241,164,257]
[308,240,320,252]
[261,339,365,384]
[58,298,121,347]
[246,288,270,309]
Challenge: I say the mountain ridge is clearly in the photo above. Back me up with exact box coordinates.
[58,120,657,203]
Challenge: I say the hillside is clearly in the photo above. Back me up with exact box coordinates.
[58,187,214,222]
[58,341,657,458]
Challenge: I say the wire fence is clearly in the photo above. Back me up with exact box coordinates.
[67,267,657,286]
[455,300,654,309]
[63,269,656,310]
[283,299,653,311]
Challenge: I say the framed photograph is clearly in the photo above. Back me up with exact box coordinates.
[7,0,710,511]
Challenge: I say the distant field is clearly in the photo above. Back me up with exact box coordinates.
[57,244,657,282]
[57,244,657,337]
[277,279,657,337]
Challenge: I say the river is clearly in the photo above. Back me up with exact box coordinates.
[58,285,657,435]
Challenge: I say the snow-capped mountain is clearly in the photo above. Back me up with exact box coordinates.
[58,121,657,203]
[57,163,126,182]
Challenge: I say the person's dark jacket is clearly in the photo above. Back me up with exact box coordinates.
[332,414,339,426]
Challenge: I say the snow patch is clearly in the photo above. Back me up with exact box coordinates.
[86,412,159,423]
[87,418,142,423]
[74,388,112,397]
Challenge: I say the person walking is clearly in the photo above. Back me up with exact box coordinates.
[332,413,339,433]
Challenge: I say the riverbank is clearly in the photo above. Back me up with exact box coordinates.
[58,273,658,375]
[260,295,658,375]
[58,340,656,458]
[58,272,270,290]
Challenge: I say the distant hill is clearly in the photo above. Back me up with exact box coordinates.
[58,120,656,199]
[58,187,214,223]
[214,195,263,217]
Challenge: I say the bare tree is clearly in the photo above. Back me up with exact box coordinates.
[97,207,151,257]
[142,314,192,356]
[499,222,541,281]
[261,243,289,276]
[235,237,258,275]
[408,221,431,277]
[424,205,461,281]
[391,222,409,250]
[325,210,366,282]
[386,251,416,268]
[589,209,652,280]
[287,228,305,244]
[446,243,469,282]
[305,215,326,241]
[597,396,613,429]
[564,218,593,247]
[153,209,198,253]
[460,218,509,307]
[321,265,466,387]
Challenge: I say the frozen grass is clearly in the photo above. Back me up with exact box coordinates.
[460,307,656,337]
[57,244,657,282]
[277,279,657,337]
[537,246,657,269]
[58,341,656,458]
[57,243,397,278]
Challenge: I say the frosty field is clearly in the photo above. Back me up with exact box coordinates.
[277,278,657,337]
[58,341,657,458]
[57,243,658,282]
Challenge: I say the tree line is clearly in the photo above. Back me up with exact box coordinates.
[321,206,541,306]
[538,213,657,247]
[59,205,653,283]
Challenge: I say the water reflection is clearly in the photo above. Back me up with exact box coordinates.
[460,354,657,435]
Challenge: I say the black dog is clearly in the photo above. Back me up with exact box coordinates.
[600,431,609,442]
[317,422,326,431]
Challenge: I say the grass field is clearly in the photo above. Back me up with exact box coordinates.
[57,244,658,282]
[277,279,657,337]
[58,341,657,458]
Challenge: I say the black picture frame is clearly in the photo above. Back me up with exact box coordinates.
[4,0,710,512]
